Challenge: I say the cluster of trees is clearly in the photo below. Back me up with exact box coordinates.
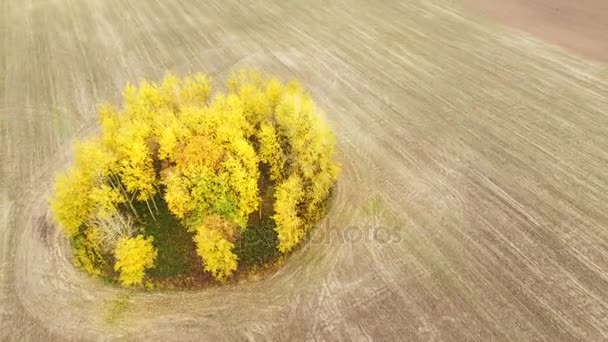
[49,70,339,286]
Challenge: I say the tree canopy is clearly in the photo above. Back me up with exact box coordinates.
[49,70,339,287]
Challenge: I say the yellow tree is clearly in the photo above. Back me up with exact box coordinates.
[162,169,195,220]
[227,69,285,128]
[158,72,181,111]
[273,174,305,253]
[112,118,158,219]
[98,103,120,149]
[163,92,260,230]
[49,166,94,237]
[264,78,285,109]
[193,215,238,281]
[272,87,340,222]
[203,93,253,140]
[155,110,191,161]
[115,119,155,199]
[180,73,212,105]
[274,91,320,178]
[124,81,160,125]
[257,122,285,182]
[301,126,340,221]
[304,163,340,222]
[187,170,240,229]
[50,137,117,237]
[114,235,157,286]
[163,134,235,228]
[222,137,260,225]
[165,137,259,230]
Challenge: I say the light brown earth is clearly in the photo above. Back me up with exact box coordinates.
[1,0,608,340]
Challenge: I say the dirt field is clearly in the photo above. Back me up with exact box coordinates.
[2,0,608,340]
[463,0,608,62]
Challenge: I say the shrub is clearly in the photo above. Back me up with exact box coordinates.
[71,227,105,277]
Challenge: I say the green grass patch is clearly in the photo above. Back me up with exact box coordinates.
[132,195,198,280]
[234,219,279,268]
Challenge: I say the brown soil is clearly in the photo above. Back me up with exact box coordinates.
[463,0,608,61]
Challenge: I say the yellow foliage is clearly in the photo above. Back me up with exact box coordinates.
[223,137,260,221]
[72,243,102,277]
[194,222,238,281]
[50,137,121,237]
[264,78,285,108]
[187,169,242,228]
[155,110,191,161]
[257,122,285,181]
[50,70,339,286]
[122,82,139,117]
[181,73,212,105]
[85,226,103,250]
[162,169,194,219]
[221,156,258,225]
[89,184,125,220]
[166,132,259,229]
[200,93,252,140]
[202,214,238,241]
[227,69,280,126]
[174,135,224,176]
[155,112,180,161]
[165,91,261,229]
[99,103,120,149]
[273,175,305,253]
[159,72,181,110]
[304,164,340,222]
[227,69,264,94]
[271,84,340,223]
[49,166,94,237]
[113,119,156,201]
[114,235,157,286]
[72,227,105,277]
[74,138,117,178]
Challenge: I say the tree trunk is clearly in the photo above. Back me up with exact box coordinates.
[108,175,139,219]
[145,200,157,222]
[150,194,159,213]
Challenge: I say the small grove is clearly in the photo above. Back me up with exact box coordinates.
[49,70,339,287]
